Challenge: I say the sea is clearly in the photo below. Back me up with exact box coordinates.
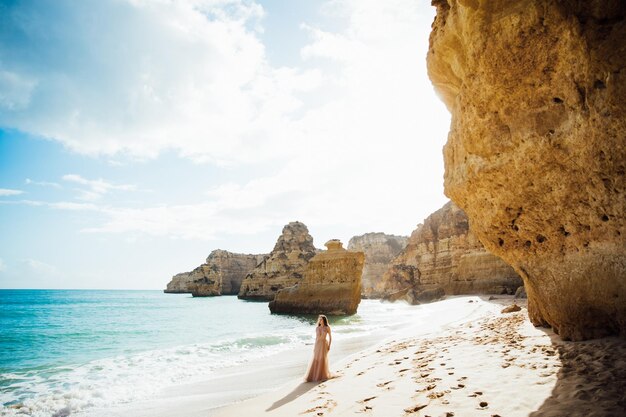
[0,290,424,417]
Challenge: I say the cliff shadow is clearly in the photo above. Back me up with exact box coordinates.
[265,382,319,412]
[529,330,626,417]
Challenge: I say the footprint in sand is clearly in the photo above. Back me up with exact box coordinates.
[404,404,428,413]
[427,391,446,399]
[376,381,393,387]
[479,401,489,408]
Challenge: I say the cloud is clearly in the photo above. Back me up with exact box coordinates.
[62,174,136,201]
[0,0,315,164]
[25,178,62,188]
[0,0,450,242]
[0,199,100,211]
[0,188,24,196]
[20,258,60,277]
[0,258,5,272]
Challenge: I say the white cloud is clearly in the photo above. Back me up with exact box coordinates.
[49,201,100,211]
[0,199,100,211]
[0,0,314,164]
[1,0,450,244]
[0,258,5,272]
[0,188,24,196]
[25,178,62,188]
[62,174,136,201]
[20,258,61,277]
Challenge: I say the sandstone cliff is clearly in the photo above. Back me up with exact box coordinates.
[164,250,265,296]
[269,240,365,315]
[238,221,317,301]
[378,202,522,303]
[428,0,625,340]
[347,233,408,298]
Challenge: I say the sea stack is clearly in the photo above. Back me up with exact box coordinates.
[269,239,365,315]
[238,221,317,301]
[347,233,408,298]
[164,250,265,296]
[378,202,522,304]
[428,0,626,340]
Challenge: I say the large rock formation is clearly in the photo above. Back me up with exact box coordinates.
[164,250,265,296]
[238,221,317,301]
[378,202,522,303]
[347,233,408,298]
[269,240,365,315]
[427,0,625,340]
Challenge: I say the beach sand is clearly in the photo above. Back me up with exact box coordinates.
[209,296,626,417]
[82,296,626,417]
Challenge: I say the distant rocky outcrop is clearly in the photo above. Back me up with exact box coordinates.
[378,202,522,304]
[347,233,408,298]
[164,250,265,296]
[427,0,626,340]
[165,272,196,294]
[269,240,365,315]
[238,221,317,301]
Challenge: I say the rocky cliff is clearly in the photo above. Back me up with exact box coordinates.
[347,233,408,298]
[427,0,625,340]
[238,221,317,301]
[164,250,265,296]
[269,240,365,315]
[378,202,522,303]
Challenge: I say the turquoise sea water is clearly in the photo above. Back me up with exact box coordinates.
[0,290,418,417]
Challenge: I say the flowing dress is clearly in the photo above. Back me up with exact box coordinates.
[305,325,331,382]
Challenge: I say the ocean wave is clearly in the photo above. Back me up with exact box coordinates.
[0,296,423,417]
[0,332,309,417]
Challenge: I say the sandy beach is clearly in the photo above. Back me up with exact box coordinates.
[208,296,626,417]
[76,296,626,417]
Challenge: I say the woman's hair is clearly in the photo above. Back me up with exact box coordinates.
[318,315,329,327]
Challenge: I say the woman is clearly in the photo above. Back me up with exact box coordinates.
[305,314,332,382]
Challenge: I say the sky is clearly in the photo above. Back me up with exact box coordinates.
[0,0,451,289]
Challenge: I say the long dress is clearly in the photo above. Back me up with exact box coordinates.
[305,325,331,382]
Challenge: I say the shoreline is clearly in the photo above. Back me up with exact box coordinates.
[77,295,626,417]
[210,296,626,417]
[78,301,424,417]
[81,296,510,417]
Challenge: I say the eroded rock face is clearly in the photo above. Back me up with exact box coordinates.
[428,0,626,340]
[269,240,365,315]
[347,233,408,298]
[378,202,522,304]
[164,272,196,294]
[238,222,317,301]
[164,250,265,296]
